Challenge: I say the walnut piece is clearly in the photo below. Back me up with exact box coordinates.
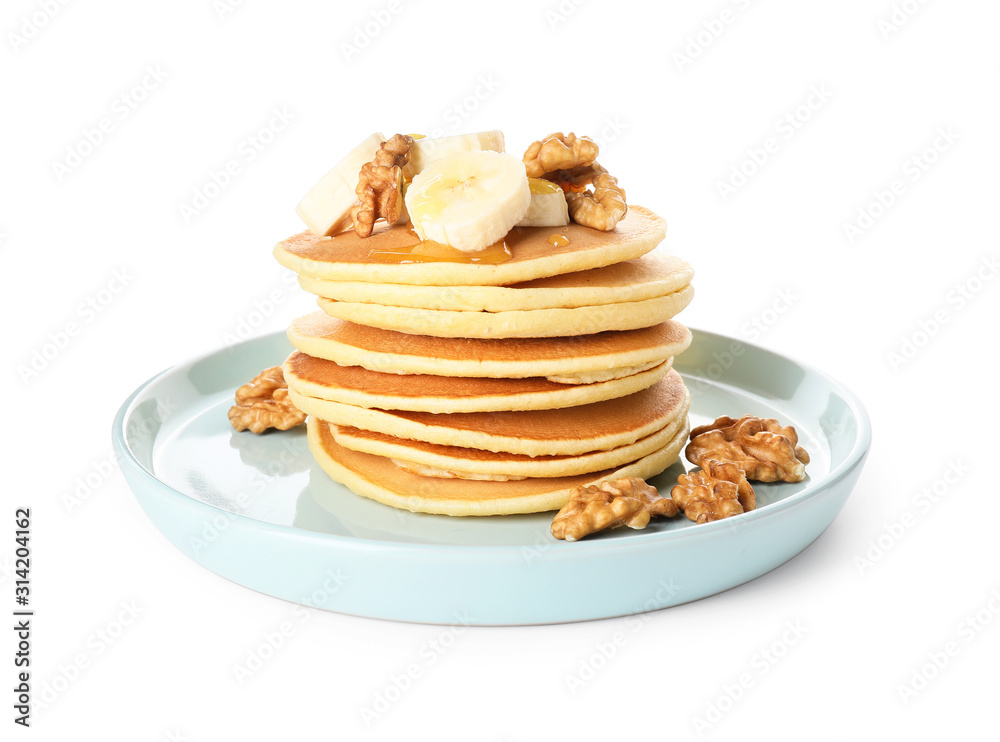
[228,366,306,434]
[522,132,604,193]
[566,172,628,231]
[548,163,606,192]
[523,132,599,179]
[686,415,810,483]
[671,459,756,524]
[351,133,413,238]
[523,133,606,194]
[551,477,678,542]
[522,133,627,231]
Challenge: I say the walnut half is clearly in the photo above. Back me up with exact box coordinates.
[551,477,678,542]
[523,132,599,178]
[228,366,306,434]
[566,172,627,231]
[671,459,756,524]
[686,415,810,483]
[351,133,413,238]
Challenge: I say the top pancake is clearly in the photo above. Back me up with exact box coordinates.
[273,206,666,286]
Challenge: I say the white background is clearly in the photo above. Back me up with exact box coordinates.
[2,0,998,738]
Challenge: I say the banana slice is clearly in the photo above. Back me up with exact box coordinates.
[296,132,384,236]
[405,150,530,253]
[402,130,505,180]
[517,178,570,227]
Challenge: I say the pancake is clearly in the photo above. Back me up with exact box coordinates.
[287,313,692,379]
[274,206,666,286]
[331,394,689,479]
[284,351,672,413]
[297,252,694,311]
[308,416,690,516]
[288,370,689,456]
[316,284,694,338]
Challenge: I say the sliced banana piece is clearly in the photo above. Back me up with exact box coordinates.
[518,178,569,227]
[405,150,530,253]
[402,130,505,180]
[296,132,384,236]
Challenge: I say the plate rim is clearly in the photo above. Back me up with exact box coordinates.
[112,327,871,556]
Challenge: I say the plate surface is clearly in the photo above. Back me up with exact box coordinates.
[113,330,870,625]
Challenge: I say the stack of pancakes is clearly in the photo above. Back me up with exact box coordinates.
[274,206,695,516]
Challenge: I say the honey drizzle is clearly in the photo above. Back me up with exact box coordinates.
[368,235,512,264]
[528,178,562,195]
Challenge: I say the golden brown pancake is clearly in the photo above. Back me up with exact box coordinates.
[283,350,672,413]
[297,251,694,311]
[287,313,692,379]
[288,370,689,456]
[315,284,694,338]
[307,416,690,516]
[331,394,688,479]
[274,206,666,286]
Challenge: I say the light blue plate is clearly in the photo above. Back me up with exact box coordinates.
[112,330,870,625]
